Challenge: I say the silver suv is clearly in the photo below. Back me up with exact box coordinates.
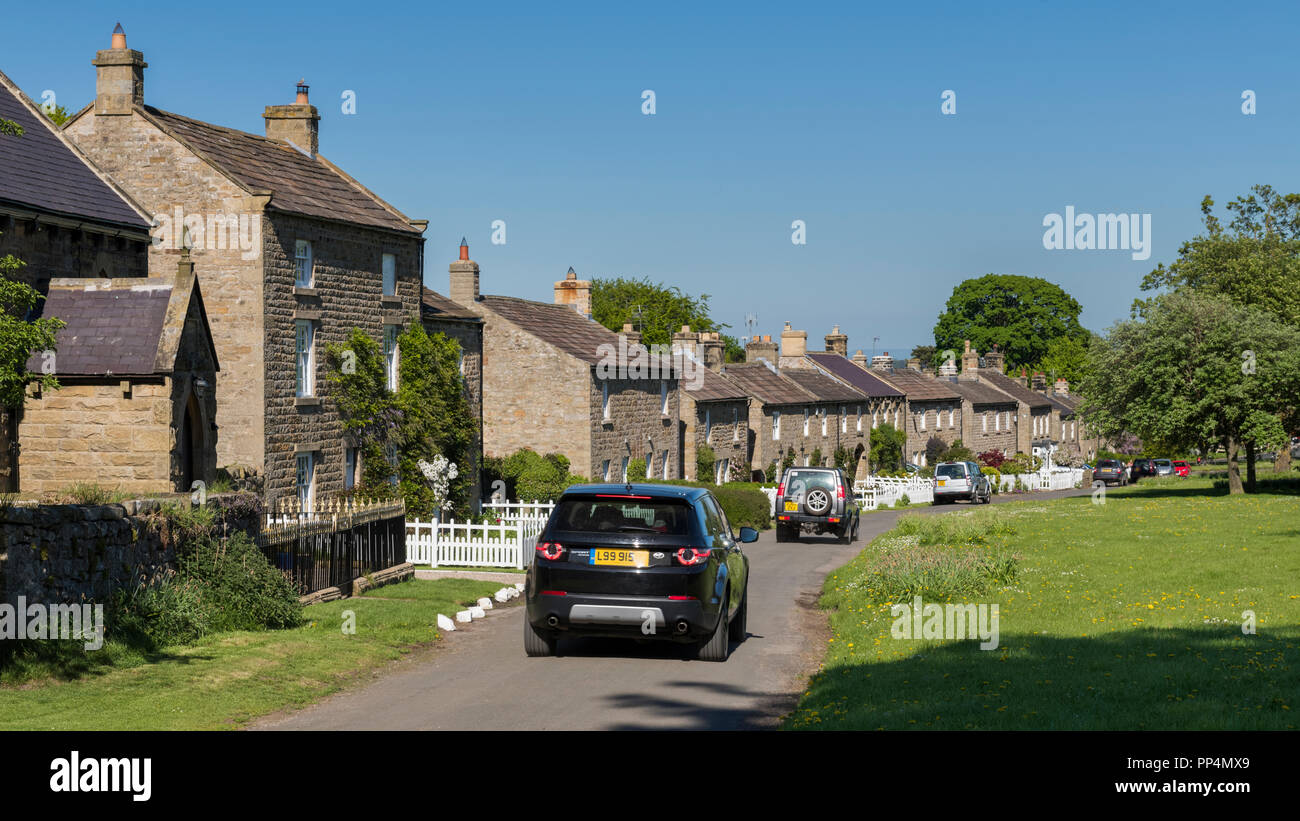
[933,461,992,505]
[775,467,860,544]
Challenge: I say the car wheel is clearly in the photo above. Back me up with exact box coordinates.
[727,586,748,643]
[697,592,731,662]
[774,524,787,543]
[523,616,557,658]
[804,488,832,516]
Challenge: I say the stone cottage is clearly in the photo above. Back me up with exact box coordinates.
[956,344,1053,457]
[0,66,153,492]
[440,246,680,483]
[802,351,906,478]
[64,25,432,507]
[18,252,219,495]
[875,366,964,467]
[668,327,751,483]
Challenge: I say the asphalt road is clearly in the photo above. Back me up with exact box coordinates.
[255,487,1088,731]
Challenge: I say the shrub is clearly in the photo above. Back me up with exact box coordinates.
[50,483,133,505]
[176,530,301,632]
[977,450,1007,469]
[486,449,585,502]
[657,480,772,529]
[924,436,947,466]
[810,448,823,468]
[107,572,212,650]
[941,440,975,463]
[627,457,647,482]
[870,424,905,473]
[696,443,716,481]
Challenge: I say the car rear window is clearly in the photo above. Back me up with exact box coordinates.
[551,497,692,535]
[936,464,968,478]
[784,470,837,495]
[1097,460,1119,468]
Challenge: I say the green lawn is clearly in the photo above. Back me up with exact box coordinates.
[786,474,1300,730]
[0,578,504,730]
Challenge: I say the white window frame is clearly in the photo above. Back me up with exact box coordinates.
[705,408,712,442]
[995,411,1001,432]
[602,383,611,421]
[621,456,629,482]
[295,240,313,288]
[919,410,926,431]
[803,408,810,436]
[982,413,988,433]
[601,459,611,481]
[821,408,828,436]
[949,409,955,428]
[856,405,862,433]
[344,446,357,490]
[383,324,400,392]
[382,252,396,297]
[660,380,668,415]
[661,449,669,479]
[296,452,315,513]
[840,405,847,434]
[295,319,315,397]
[772,411,780,440]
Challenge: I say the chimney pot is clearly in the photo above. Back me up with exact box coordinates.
[458,237,469,261]
[111,22,127,49]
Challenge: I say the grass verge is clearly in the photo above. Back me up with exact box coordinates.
[0,578,503,730]
[786,473,1300,730]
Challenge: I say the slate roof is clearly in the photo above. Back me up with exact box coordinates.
[1046,394,1077,416]
[0,69,150,231]
[721,362,815,406]
[26,276,212,377]
[677,351,749,402]
[422,287,481,322]
[946,378,1019,406]
[879,367,962,401]
[972,370,1054,408]
[781,367,867,403]
[138,106,419,234]
[806,352,904,397]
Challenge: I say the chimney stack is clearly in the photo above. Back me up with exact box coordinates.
[621,323,643,347]
[264,79,320,156]
[553,267,591,318]
[961,339,979,374]
[1054,378,1069,397]
[449,237,480,305]
[745,334,778,364]
[93,23,147,115]
[870,352,894,371]
[779,321,807,368]
[851,349,870,368]
[824,324,848,356]
[906,357,921,371]
[983,344,1006,373]
[1032,371,1048,391]
[700,331,725,373]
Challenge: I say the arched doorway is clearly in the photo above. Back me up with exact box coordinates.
[178,391,203,491]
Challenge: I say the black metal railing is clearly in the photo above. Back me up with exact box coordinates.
[256,498,406,596]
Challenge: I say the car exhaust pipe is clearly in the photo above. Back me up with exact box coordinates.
[546,615,560,628]
[674,620,690,635]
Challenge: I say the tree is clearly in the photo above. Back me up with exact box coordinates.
[1078,290,1300,494]
[41,104,72,127]
[869,423,905,474]
[910,345,937,371]
[1034,333,1092,387]
[1139,185,1300,472]
[934,274,1088,372]
[591,276,742,359]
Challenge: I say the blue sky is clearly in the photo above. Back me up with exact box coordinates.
[6,1,1299,358]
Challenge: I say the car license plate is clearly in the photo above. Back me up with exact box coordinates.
[937,479,946,487]
[590,548,647,568]
[784,501,799,512]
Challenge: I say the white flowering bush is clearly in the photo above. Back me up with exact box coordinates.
[418,455,459,517]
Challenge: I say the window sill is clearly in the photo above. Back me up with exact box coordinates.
[294,286,318,297]
[295,397,321,407]
[381,295,402,308]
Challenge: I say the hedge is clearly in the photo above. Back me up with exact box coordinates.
[651,480,773,530]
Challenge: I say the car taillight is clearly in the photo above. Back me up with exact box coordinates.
[537,541,565,561]
[837,484,845,499]
[675,547,712,566]
[777,483,784,496]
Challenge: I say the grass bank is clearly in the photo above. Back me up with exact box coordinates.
[0,578,503,730]
[785,473,1300,730]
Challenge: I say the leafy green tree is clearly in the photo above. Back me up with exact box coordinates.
[869,423,905,474]
[41,104,72,127]
[486,449,584,501]
[696,442,716,482]
[394,323,477,515]
[1034,333,1092,387]
[2,243,65,412]
[627,457,647,482]
[591,276,742,359]
[1139,185,1300,471]
[934,274,1088,372]
[1078,290,1300,493]
[909,345,937,371]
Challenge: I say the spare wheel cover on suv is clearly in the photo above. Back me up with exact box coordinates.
[804,486,832,515]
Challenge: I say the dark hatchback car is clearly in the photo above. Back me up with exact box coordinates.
[1093,459,1129,486]
[524,484,755,661]
[1130,458,1157,481]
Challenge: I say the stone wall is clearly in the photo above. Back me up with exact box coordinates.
[0,493,261,607]
[0,215,149,288]
[261,212,424,504]
[589,375,680,482]
[17,381,173,494]
[904,399,963,466]
[692,399,750,482]
[475,308,592,476]
[962,404,1018,458]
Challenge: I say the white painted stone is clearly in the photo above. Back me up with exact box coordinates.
[514,582,526,591]
[495,589,511,603]
[456,610,472,623]
[437,614,455,632]
[477,597,493,609]
[470,606,486,619]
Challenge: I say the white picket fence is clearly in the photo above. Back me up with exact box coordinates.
[406,500,555,569]
[853,476,934,509]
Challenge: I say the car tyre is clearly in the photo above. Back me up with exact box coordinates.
[523,616,557,658]
[728,586,748,643]
[697,592,731,662]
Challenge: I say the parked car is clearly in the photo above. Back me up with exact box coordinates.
[524,483,754,661]
[1130,458,1157,481]
[774,466,860,544]
[932,461,992,505]
[1172,460,1190,477]
[1092,458,1128,486]
[1153,459,1174,476]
